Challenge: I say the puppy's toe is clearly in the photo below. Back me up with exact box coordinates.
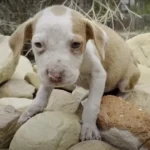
[18,104,43,124]
[80,123,101,141]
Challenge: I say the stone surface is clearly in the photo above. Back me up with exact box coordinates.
[124,90,150,114]
[32,65,37,73]
[10,111,81,150]
[134,64,150,94]
[68,140,118,150]
[0,79,35,99]
[24,72,40,89]
[0,105,20,149]
[12,56,34,80]
[0,98,32,112]
[137,64,150,84]
[46,89,80,113]
[98,95,150,149]
[0,34,19,84]
[126,33,150,67]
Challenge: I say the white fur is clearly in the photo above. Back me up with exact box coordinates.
[102,128,147,150]
[19,6,107,141]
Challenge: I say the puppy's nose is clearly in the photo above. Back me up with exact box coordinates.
[48,71,63,82]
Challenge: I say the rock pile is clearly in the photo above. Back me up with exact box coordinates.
[0,33,150,150]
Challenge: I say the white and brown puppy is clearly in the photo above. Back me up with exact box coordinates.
[9,5,140,141]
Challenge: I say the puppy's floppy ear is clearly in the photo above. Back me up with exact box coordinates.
[85,19,107,60]
[9,18,33,58]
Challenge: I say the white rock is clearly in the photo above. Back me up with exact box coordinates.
[126,33,150,67]
[68,140,118,150]
[0,98,32,112]
[137,64,150,84]
[0,105,20,149]
[0,34,19,84]
[132,64,150,94]
[10,111,81,150]
[24,72,40,89]
[46,89,80,113]
[12,55,34,79]
[0,79,35,99]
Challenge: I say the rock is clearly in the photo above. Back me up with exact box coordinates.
[98,95,150,150]
[10,111,81,150]
[68,140,118,150]
[24,72,40,89]
[33,65,37,73]
[0,34,19,84]
[46,89,80,113]
[0,79,35,99]
[0,98,32,112]
[137,64,150,84]
[134,64,150,94]
[124,90,150,114]
[0,105,20,149]
[126,33,150,67]
[12,56,34,80]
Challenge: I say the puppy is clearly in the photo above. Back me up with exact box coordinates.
[9,5,140,141]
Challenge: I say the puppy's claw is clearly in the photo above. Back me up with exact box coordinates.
[80,123,101,141]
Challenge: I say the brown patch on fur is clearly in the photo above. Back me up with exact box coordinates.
[51,5,66,16]
[71,11,86,53]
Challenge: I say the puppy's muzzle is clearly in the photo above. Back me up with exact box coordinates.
[48,70,64,83]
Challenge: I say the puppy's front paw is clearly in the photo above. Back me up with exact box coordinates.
[80,123,101,141]
[18,104,44,124]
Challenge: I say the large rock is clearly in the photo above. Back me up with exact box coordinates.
[0,98,32,112]
[24,72,40,89]
[126,33,150,67]
[10,111,81,150]
[68,140,118,150]
[0,34,19,84]
[0,105,20,149]
[0,79,35,99]
[134,64,150,94]
[137,64,150,84]
[12,56,34,80]
[98,95,150,150]
[46,87,88,113]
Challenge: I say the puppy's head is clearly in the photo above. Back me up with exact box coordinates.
[9,5,106,87]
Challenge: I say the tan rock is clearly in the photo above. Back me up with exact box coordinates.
[46,89,80,113]
[0,98,32,112]
[126,33,150,67]
[0,79,35,99]
[0,34,19,84]
[10,111,81,150]
[32,64,37,73]
[0,105,20,149]
[98,95,150,150]
[24,72,40,89]
[68,140,118,150]
[12,56,34,80]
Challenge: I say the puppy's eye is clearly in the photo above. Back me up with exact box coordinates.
[34,42,42,48]
[71,42,81,49]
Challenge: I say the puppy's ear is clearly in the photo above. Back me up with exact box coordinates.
[9,18,33,57]
[85,19,107,60]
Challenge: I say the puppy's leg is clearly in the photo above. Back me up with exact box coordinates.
[81,63,106,141]
[18,85,53,124]
[117,63,140,98]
